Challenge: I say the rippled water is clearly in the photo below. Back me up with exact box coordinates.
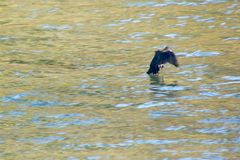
[0,0,239,159]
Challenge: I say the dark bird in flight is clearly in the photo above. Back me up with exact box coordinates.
[147,47,179,75]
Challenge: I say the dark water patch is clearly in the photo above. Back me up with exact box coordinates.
[176,50,221,57]
[8,59,64,66]
[18,136,65,144]
[40,24,72,31]
[199,116,240,124]
[138,101,178,109]
[9,59,30,64]
[35,59,64,65]
[0,20,11,25]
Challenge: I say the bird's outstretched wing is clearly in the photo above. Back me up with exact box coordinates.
[147,47,179,75]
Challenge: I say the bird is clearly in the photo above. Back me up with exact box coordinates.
[147,47,179,75]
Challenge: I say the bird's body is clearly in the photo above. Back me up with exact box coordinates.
[147,47,179,75]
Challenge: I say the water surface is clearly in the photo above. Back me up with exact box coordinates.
[0,0,239,159]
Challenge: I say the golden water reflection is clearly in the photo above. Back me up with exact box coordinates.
[0,0,239,159]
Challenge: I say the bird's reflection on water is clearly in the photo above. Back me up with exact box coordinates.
[149,75,165,85]
[148,75,179,100]
[149,75,178,86]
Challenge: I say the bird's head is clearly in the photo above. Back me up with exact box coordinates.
[168,51,179,67]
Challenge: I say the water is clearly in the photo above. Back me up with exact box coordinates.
[0,0,239,159]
